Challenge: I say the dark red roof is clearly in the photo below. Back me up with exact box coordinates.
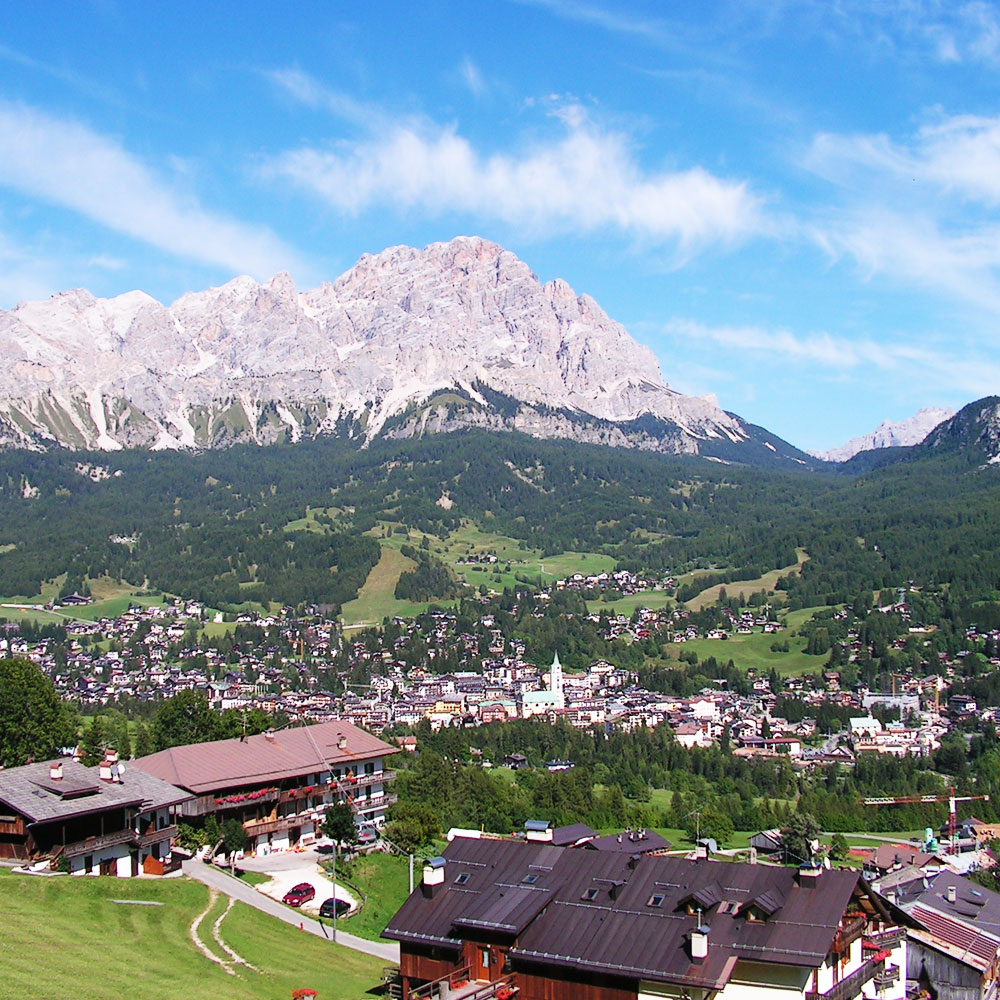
[384,837,863,989]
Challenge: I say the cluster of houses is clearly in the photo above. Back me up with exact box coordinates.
[3,587,995,774]
[0,719,398,875]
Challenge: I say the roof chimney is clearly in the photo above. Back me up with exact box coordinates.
[695,840,709,861]
[99,749,118,782]
[265,729,275,742]
[947,884,957,904]
[690,922,709,961]
[337,734,348,751]
[422,856,446,898]
[49,761,63,781]
[797,862,822,886]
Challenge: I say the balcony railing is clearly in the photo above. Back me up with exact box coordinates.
[353,791,397,812]
[866,927,905,949]
[60,828,135,858]
[243,817,289,837]
[832,915,866,953]
[332,770,395,791]
[179,788,280,817]
[133,824,177,849]
[805,958,885,1000]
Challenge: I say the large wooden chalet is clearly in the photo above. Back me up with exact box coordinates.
[133,720,398,853]
[0,753,190,876]
[383,836,906,1000]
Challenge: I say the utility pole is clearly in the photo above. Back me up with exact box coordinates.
[409,853,414,894]
[332,843,337,944]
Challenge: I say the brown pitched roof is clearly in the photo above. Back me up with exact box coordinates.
[384,837,863,990]
[0,759,188,825]
[132,720,398,794]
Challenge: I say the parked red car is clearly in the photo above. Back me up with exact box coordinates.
[282,882,316,907]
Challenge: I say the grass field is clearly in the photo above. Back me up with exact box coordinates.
[334,852,413,941]
[0,870,384,1000]
[666,602,836,676]
[585,589,674,616]
[684,548,810,611]
[340,545,430,625]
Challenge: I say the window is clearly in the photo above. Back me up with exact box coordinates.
[581,887,599,901]
[522,874,539,884]
[481,948,490,968]
[454,873,471,885]
[647,894,665,908]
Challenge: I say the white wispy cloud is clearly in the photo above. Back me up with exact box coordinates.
[459,57,488,97]
[0,101,305,279]
[266,68,386,128]
[803,113,1000,311]
[262,107,767,251]
[666,318,1000,398]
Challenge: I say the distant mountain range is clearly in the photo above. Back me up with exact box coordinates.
[0,237,810,465]
[814,407,955,463]
[0,235,984,471]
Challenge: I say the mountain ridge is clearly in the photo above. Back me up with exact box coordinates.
[0,237,804,463]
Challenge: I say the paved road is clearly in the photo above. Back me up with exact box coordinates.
[183,858,399,963]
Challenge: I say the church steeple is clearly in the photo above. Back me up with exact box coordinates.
[550,651,563,701]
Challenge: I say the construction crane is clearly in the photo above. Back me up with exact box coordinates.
[863,787,990,853]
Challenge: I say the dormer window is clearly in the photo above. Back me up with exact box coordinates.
[647,894,665,908]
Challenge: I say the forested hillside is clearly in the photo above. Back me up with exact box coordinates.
[0,427,997,612]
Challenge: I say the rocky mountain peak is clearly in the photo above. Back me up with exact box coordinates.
[0,236,759,456]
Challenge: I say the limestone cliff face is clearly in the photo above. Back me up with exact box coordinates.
[0,236,748,453]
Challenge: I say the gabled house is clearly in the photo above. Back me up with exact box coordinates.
[0,754,189,876]
[134,720,398,854]
[383,835,906,1000]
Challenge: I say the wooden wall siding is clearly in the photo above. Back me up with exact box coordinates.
[399,948,459,985]
[516,967,637,1000]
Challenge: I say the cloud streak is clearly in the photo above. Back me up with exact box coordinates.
[803,113,1000,311]
[263,107,767,251]
[667,318,1000,398]
[0,101,304,279]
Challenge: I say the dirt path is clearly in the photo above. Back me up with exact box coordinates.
[212,897,259,972]
[189,887,237,976]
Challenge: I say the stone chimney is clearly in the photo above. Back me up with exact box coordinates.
[99,749,119,782]
[49,761,63,781]
[797,862,822,886]
[690,922,709,961]
[422,856,446,898]
[947,884,957,904]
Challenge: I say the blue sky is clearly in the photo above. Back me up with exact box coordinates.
[1,1,999,451]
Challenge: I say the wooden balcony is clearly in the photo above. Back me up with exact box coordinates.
[243,817,289,838]
[133,824,177,849]
[61,828,134,859]
[805,958,885,1000]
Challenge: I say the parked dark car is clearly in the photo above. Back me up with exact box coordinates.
[319,897,350,919]
[282,882,316,907]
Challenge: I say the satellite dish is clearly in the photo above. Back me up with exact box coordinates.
[116,761,126,777]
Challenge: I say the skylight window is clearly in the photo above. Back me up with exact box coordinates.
[454,873,471,885]
[647,894,665,908]
[581,887,599,901]
[522,874,539,884]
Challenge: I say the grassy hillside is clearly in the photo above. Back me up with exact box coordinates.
[0,870,385,1000]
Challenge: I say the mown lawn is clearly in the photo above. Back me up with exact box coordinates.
[684,548,810,611]
[334,852,414,941]
[340,545,429,625]
[0,870,385,1000]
